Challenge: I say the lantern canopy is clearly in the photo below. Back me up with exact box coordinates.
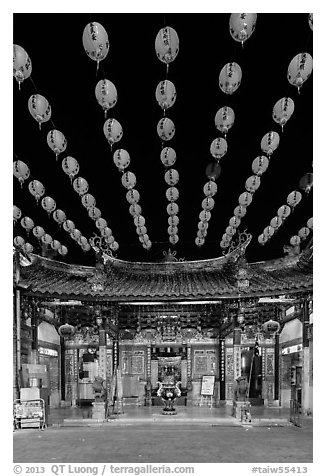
[62,156,80,182]
[155,80,177,111]
[47,130,67,159]
[215,106,235,136]
[157,117,175,141]
[73,177,89,196]
[13,44,32,89]
[82,22,109,66]
[287,53,313,93]
[155,26,179,65]
[229,13,257,45]
[28,94,51,129]
[95,79,117,116]
[272,97,295,131]
[219,62,242,95]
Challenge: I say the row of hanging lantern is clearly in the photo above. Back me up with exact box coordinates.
[13,205,68,256]
[155,26,180,247]
[289,217,313,248]
[257,190,303,246]
[82,21,151,251]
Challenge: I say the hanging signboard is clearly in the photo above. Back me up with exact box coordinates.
[200,375,215,396]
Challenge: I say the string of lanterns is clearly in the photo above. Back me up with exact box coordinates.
[289,217,313,248]
[13,205,68,257]
[155,25,180,247]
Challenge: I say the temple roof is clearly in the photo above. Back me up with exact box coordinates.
[17,249,312,301]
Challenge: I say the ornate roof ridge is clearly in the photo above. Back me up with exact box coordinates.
[28,253,95,276]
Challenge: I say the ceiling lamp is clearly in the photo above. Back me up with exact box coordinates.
[13,205,22,223]
[155,26,179,69]
[28,180,45,204]
[263,226,275,239]
[157,117,175,142]
[13,160,30,187]
[62,156,80,183]
[164,169,179,186]
[95,218,107,231]
[82,22,109,70]
[28,94,51,130]
[24,242,33,254]
[101,226,113,238]
[70,229,81,242]
[13,44,32,90]
[103,118,123,149]
[95,79,117,117]
[202,197,215,211]
[47,130,67,160]
[41,196,56,216]
[229,13,257,46]
[219,62,242,95]
[215,106,235,137]
[260,132,280,158]
[287,53,313,94]
[129,204,142,217]
[258,233,268,246]
[166,186,179,202]
[272,97,295,132]
[155,80,177,112]
[167,202,179,216]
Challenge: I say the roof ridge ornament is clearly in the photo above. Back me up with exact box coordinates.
[223,229,252,260]
[162,248,184,262]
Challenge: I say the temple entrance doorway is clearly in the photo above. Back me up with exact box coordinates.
[241,347,263,405]
[151,345,187,405]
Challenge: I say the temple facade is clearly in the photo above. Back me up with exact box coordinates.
[13,239,313,415]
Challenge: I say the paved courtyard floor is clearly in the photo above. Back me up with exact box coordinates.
[13,421,313,463]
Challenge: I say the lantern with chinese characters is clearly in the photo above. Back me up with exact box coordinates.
[13,45,32,89]
[169,235,179,245]
[245,175,261,193]
[28,180,45,204]
[197,229,207,238]
[206,162,221,181]
[78,236,89,248]
[71,229,82,242]
[198,221,208,232]
[160,147,177,167]
[199,210,211,222]
[63,220,75,233]
[82,22,109,69]
[58,245,68,257]
[81,242,91,252]
[13,160,30,187]
[222,233,231,243]
[202,197,215,211]
[229,216,241,228]
[238,191,253,207]
[210,138,227,160]
[126,189,140,204]
[24,242,33,254]
[219,62,242,95]
[299,173,313,194]
[136,226,147,236]
[270,216,283,229]
[95,79,117,117]
[13,206,22,223]
[272,97,295,131]
[287,53,313,93]
[167,202,179,216]
[139,233,149,244]
[277,205,291,219]
[252,156,269,176]
[155,80,176,111]
[21,217,34,235]
[220,240,230,249]
[287,191,302,208]
[155,26,179,65]
[226,226,236,236]
[101,226,112,238]
[263,226,275,239]
[262,319,280,334]
[95,218,107,231]
[168,225,178,236]
[290,235,301,246]
[28,94,51,130]
[88,207,101,220]
[215,106,235,136]
[298,227,310,240]
[58,323,75,338]
[166,187,179,202]
[234,205,246,218]
[14,236,25,248]
[122,171,136,189]
[53,209,66,226]
[113,149,130,172]
[47,130,67,159]
[82,193,96,210]
[51,239,61,251]
[73,177,89,196]
[157,118,175,141]
[41,233,53,246]
[129,204,142,216]
[164,169,179,186]
[103,118,123,148]
[229,13,257,46]
[195,236,205,247]
[203,181,218,197]
[134,215,145,227]
[62,156,80,183]
[168,215,179,226]
[258,233,268,245]
[41,196,56,216]
[260,132,280,157]
[110,241,119,251]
